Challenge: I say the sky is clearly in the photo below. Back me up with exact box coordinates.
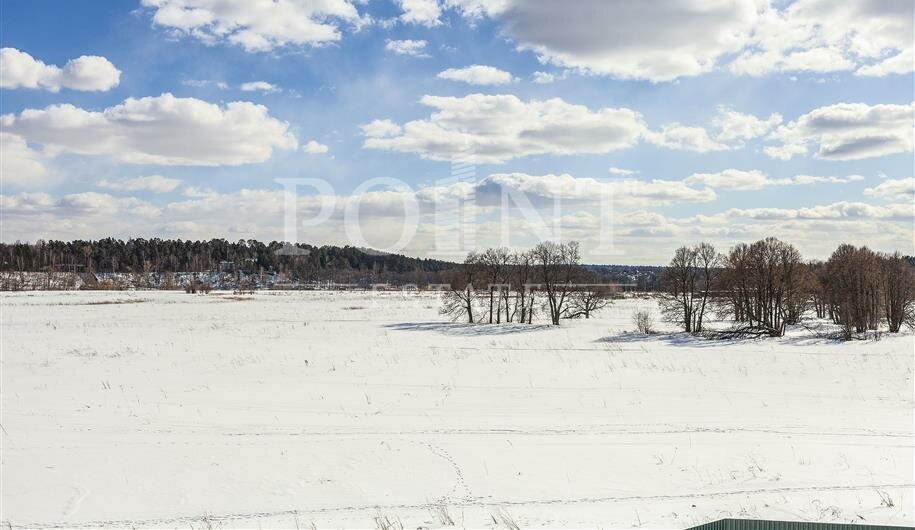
[0,0,913,264]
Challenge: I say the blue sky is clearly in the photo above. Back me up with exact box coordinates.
[1,0,912,263]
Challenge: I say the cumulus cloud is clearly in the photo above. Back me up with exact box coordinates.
[730,47,855,76]
[360,119,403,138]
[430,0,913,81]
[684,169,864,190]
[864,178,915,201]
[731,0,913,77]
[0,132,50,187]
[1,169,718,253]
[141,0,363,52]
[712,107,782,142]
[644,124,729,153]
[0,47,120,92]
[479,172,715,205]
[765,102,914,161]
[303,140,329,154]
[239,81,280,93]
[96,175,183,193]
[361,94,774,161]
[725,201,914,222]
[362,94,647,163]
[790,174,865,185]
[3,181,910,262]
[397,0,442,26]
[608,167,637,176]
[3,93,298,166]
[531,70,568,84]
[437,65,516,85]
[685,169,770,190]
[446,0,761,82]
[1,191,160,218]
[385,39,429,57]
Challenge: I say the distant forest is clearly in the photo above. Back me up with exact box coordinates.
[0,239,452,285]
[0,238,665,288]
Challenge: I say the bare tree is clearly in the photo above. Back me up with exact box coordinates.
[512,250,537,324]
[879,252,914,333]
[806,260,828,319]
[532,241,581,325]
[440,253,482,323]
[565,277,618,319]
[479,247,513,323]
[660,242,720,333]
[718,238,805,336]
[826,244,881,339]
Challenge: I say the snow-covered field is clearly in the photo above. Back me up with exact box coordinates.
[1,290,913,528]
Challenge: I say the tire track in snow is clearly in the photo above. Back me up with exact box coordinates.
[6,482,913,529]
[216,425,913,439]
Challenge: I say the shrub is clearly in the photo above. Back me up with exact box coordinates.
[185,280,211,294]
[632,308,655,334]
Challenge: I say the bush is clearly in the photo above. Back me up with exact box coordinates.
[185,280,212,294]
[632,308,655,334]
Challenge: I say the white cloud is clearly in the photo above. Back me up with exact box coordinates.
[447,0,762,82]
[712,107,782,142]
[731,0,913,78]
[96,175,183,193]
[385,39,429,57]
[182,79,229,89]
[437,65,516,85]
[0,132,50,187]
[532,72,554,84]
[0,47,120,92]
[397,0,442,26]
[303,140,329,154]
[725,201,914,222]
[480,172,716,205]
[790,174,865,185]
[644,124,729,152]
[685,169,770,190]
[141,0,363,52]
[765,102,914,161]
[1,191,159,217]
[362,94,647,163]
[1,170,717,248]
[438,0,912,81]
[362,94,765,162]
[3,93,298,166]
[360,119,403,138]
[531,70,567,84]
[239,81,280,93]
[730,47,855,76]
[608,167,637,176]
[3,180,910,262]
[856,49,913,77]
[864,178,915,201]
[685,169,866,190]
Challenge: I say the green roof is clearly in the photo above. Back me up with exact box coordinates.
[688,519,912,530]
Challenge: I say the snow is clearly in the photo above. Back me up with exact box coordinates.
[1,290,913,528]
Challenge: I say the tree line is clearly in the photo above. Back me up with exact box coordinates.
[440,241,619,325]
[0,238,666,290]
[0,238,451,286]
[659,238,915,339]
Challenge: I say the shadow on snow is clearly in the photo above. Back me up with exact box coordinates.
[384,321,555,336]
